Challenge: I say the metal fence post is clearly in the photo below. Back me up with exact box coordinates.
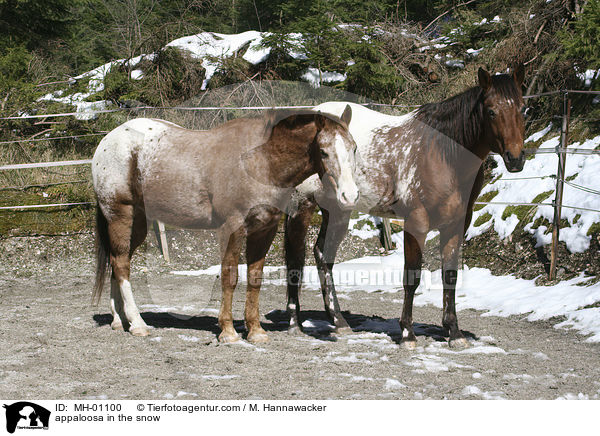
[549,92,571,280]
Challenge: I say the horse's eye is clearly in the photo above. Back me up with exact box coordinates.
[320,149,329,158]
[487,108,496,119]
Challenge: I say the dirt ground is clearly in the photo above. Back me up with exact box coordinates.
[1,228,599,400]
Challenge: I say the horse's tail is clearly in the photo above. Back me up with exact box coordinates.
[93,204,111,305]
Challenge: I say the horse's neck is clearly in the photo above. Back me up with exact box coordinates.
[261,136,315,188]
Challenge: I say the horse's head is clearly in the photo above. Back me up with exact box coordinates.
[478,65,526,172]
[312,105,359,208]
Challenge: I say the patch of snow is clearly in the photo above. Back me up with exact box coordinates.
[201,375,240,380]
[301,68,346,88]
[405,354,471,373]
[461,385,506,400]
[178,334,200,342]
[466,48,483,57]
[556,393,589,400]
[130,69,144,80]
[415,267,600,342]
[525,123,552,143]
[467,133,600,253]
[576,69,598,87]
[445,58,465,69]
[384,378,406,390]
[176,391,198,397]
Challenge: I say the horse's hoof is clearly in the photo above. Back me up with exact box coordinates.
[400,340,417,350]
[247,330,269,344]
[218,331,240,343]
[111,321,124,331]
[334,326,353,335]
[287,326,303,335]
[130,326,149,337]
[449,337,471,349]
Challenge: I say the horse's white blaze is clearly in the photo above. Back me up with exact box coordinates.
[334,133,359,206]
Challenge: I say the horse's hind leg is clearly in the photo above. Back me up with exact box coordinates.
[245,222,280,343]
[284,198,316,333]
[440,226,469,348]
[109,207,146,331]
[314,207,352,333]
[108,204,149,336]
[400,228,426,349]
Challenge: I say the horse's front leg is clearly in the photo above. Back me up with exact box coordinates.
[440,226,469,348]
[245,222,280,343]
[284,198,317,334]
[314,207,352,333]
[400,227,426,349]
[218,227,244,343]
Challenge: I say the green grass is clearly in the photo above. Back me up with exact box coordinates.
[473,212,492,227]
[587,223,600,236]
[501,191,553,222]
[474,190,498,211]
[0,190,94,235]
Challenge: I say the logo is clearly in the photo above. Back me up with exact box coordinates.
[3,402,50,433]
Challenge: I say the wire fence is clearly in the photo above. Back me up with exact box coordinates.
[1,89,599,216]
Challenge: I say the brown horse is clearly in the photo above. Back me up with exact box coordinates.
[92,107,359,343]
[285,66,526,348]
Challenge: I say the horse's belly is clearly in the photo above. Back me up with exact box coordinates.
[142,183,221,229]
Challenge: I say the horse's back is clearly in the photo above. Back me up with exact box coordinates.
[92,118,184,212]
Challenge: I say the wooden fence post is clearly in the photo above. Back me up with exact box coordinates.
[549,92,571,280]
[153,221,170,263]
[381,218,394,251]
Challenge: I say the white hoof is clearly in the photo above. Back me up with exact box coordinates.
[218,331,240,343]
[449,337,470,349]
[129,326,149,337]
[334,326,353,335]
[247,330,269,343]
[400,340,417,350]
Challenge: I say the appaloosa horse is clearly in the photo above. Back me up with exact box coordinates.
[92,107,359,343]
[285,66,526,348]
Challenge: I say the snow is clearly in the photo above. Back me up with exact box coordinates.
[39,29,347,114]
[467,134,600,253]
[461,385,505,400]
[576,69,598,87]
[166,31,266,89]
[173,248,600,342]
[384,379,406,390]
[525,123,552,143]
[301,68,346,88]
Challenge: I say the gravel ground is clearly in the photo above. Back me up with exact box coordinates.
[1,229,599,400]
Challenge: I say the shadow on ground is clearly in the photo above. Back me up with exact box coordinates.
[93,309,477,344]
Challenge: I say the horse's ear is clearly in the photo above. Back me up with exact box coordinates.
[512,63,525,88]
[315,113,327,130]
[341,104,352,126]
[478,67,492,92]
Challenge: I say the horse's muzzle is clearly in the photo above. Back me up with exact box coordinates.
[338,189,359,209]
[503,150,525,173]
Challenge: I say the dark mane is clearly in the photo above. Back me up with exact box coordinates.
[414,73,521,159]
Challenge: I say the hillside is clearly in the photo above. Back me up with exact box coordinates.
[0,0,599,283]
